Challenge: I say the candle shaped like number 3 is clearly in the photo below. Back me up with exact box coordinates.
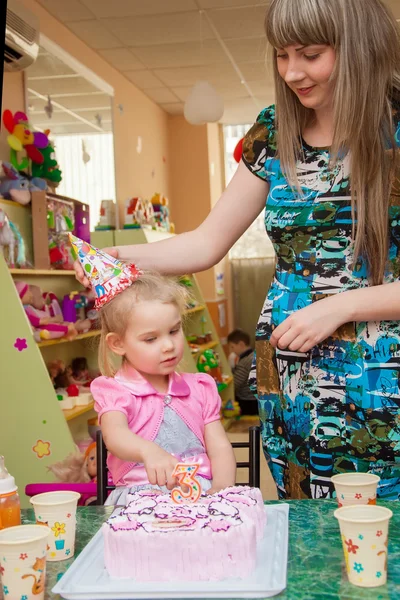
[171,463,202,504]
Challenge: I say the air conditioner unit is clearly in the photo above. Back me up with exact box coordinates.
[4,0,39,72]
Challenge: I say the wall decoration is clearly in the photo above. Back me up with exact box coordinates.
[32,440,51,459]
[14,338,27,352]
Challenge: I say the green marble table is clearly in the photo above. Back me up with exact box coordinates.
[21,500,400,600]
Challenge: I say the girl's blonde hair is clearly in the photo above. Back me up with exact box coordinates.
[265,0,400,284]
[98,272,189,377]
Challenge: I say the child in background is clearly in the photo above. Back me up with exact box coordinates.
[71,236,236,505]
[227,330,258,416]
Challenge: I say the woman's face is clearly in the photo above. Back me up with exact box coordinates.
[276,44,336,112]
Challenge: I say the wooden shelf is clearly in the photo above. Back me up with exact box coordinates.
[222,417,234,431]
[0,198,28,209]
[190,340,218,353]
[9,269,75,276]
[37,330,101,347]
[184,305,205,315]
[62,401,95,421]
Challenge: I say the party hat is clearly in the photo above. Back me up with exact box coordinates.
[69,234,142,309]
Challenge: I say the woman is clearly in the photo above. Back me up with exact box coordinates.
[76,0,400,500]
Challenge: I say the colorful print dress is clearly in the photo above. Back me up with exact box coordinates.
[242,104,400,500]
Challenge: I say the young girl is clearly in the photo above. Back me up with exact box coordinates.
[76,0,400,501]
[90,270,236,505]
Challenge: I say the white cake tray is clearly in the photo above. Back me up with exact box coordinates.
[52,504,289,599]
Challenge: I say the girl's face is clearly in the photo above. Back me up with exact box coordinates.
[107,300,184,377]
[276,44,336,112]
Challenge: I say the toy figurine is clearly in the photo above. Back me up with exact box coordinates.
[0,208,27,268]
[69,357,96,387]
[197,349,223,383]
[15,282,90,342]
[47,360,71,389]
[95,200,116,231]
[124,197,145,229]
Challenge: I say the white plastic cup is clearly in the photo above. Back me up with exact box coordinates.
[334,505,393,587]
[0,524,50,600]
[30,491,80,562]
[331,473,380,507]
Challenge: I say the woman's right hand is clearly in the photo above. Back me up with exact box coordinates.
[74,247,119,288]
[142,444,179,490]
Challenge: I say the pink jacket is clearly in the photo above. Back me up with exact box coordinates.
[90,366,221,486]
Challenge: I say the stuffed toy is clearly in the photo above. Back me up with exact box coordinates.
[48,443,97,484]
[15,281,91,342]
[0,162,46,205]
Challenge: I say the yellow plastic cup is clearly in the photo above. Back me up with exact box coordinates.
[331,473,380,507]
[30,491,80,562]
[334,505,392,587]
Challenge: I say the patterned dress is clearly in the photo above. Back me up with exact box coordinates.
[242,104,400,500]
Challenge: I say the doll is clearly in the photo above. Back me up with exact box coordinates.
[47,360,72,389]
[69,357,96,387]
[48,443,97,483]
[15,282,90,342]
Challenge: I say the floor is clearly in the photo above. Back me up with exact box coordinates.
[226,416,278,500]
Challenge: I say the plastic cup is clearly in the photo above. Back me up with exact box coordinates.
[0,524,50,600]
[30,491,80,562]
[334,505,393,587]
[331,473,380,507]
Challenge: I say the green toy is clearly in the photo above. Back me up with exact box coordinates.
[32,142,62,185]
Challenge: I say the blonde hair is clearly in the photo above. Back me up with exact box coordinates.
[98,272,189,377]
[265,0,400,284]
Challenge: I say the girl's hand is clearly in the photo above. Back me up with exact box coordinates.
[142,444,179,490]
[270,295,352,353]
[74,247,119,288]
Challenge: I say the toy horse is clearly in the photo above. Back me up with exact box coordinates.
[0,208,26,268]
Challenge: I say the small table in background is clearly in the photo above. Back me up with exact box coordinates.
[21,500,400,600]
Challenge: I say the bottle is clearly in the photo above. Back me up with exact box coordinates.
[0,456,21,530]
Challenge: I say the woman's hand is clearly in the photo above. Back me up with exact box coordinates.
[142,443,179,490]
[74,247,119,287]
[270,295,352,353]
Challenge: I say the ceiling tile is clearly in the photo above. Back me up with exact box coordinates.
[104,12,215,46]
[236,61,271,81]
[98,48,145,71]
[35,0,94,21]
[131,40,228,70]
[224,37,268,63]
[208,6,266,39]
[160,103,185,116]
[173,82,250,102]
[154,64,238,88]
[67,20,122,49]
[124,70,165,89]
[247,80,274,96]
[81,0,197,18]
[220,96,266,124]
[144,88,181,103]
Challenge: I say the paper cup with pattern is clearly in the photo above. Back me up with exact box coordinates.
[331,473,380,507]
[0,524,50,600]
[30,491,80,562]
[334,505,393,587]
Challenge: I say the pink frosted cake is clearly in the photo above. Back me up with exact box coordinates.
[103,486,266,582]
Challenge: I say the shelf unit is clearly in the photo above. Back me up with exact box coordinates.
[37,330,101,348]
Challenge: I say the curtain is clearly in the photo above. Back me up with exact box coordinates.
[231,257,276,345]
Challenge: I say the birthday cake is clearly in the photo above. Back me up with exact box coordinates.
[103,486,266,582]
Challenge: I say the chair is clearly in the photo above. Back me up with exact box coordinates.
[96,425,261,505]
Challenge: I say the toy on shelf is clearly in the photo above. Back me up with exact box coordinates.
[151,192,170,231]
[62,292,91,333]
[197,349,223,383]
[222,398,241,418]
[124,197,145,229]
[0,208,27,268]
[0,162,46,205]
[47,445,97,506]
[2,109,49,171]
[47,360,71,389]
[69,357,94,387]
[142,198,155,228]
[48,197,75,270]
[31,136,62,188]
[95,200,116,231]
[15,282,90,342]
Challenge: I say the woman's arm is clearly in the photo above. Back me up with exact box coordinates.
[76,161,269,285]
[204,420,236,494]
[101,411,178,488]
[271,281,400,352]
